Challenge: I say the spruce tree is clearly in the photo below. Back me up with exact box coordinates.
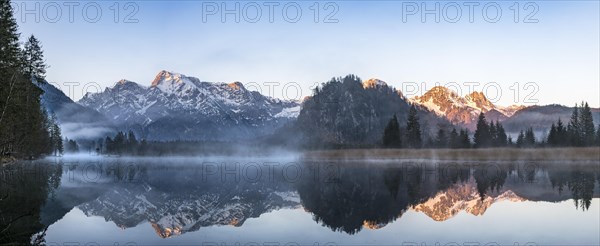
[489,120,497,146]
[0,0,52,158]
[556,118,566,146]
[474,113,491,148]
[435,128,448,148]
[449,128,459,148]
[568,104,581,146]
[516,131,525,148]
[23,35,47,80]
[548,123,557,146]
[496,122,507,147]
[579,102,595,146]
[525,128,536,147]
[405,105,422,148]
[460,129,471,148]
[596,125,600,146]
[383,114,401,148]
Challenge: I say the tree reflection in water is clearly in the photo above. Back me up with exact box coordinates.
[0,160,598,243]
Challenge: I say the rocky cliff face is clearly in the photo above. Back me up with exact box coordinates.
[78,71,299,140]
[410,86,525,129]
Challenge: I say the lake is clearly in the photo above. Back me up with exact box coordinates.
[1,156,599,245]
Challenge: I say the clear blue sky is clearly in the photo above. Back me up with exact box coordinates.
[14,1,600,107]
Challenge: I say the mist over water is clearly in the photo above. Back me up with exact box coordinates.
[1,156,599,245]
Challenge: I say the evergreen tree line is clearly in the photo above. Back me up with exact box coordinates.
[0,0,59,159]
[383,101,599,149]
[547,102,600,147]
[382,105,425,148]
[473,113,509,148]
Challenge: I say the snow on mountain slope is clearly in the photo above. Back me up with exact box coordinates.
[79,70,299,140]
[410,86,526,128]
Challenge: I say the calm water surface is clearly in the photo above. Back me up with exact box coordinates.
[1,156,599,245]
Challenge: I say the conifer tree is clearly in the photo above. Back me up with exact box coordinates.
[435,128,448,148]
[405,105,422,148]
[459,129,471,148]
[568,104,581,146]
[579,102,595,146]
[496,122,508,147]
[382,114,401,148]
[449,128,459,148]
[516,131,525,148]
[23,35,47,80]
[474,113,491,148]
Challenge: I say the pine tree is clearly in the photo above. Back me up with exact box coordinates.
[435,128,448,148]
[126,130,139,154]
[0,0,52,158]
[23,35,47,80]
[496,122,507,147]
[474,113,491,148]
[405,105,422,148]
[568,104,581,146]
[382,114,401,148]
[449,128,459,149]
[556,118,567,146]
[49,114,63,156]
[459,129,471,148]
[547,123,557,146]
[596,125,600,146]
[516,131,525,148]
[579,102,596,146]
[525,128,536,147]
[489,120,497,146]
[105,136,114,155]
[113,131,126,155]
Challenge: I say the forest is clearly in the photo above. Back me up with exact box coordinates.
[0,0,62,160]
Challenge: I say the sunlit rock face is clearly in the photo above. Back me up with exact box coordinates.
[79,70,299,141]
[410,86,526,129]
[413,179,526,221]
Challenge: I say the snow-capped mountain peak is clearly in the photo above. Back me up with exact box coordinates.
[150,70,200,94]
[410,86,526,128]
[79,71,299,141]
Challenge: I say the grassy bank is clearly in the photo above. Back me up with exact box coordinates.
[302,147,600,161]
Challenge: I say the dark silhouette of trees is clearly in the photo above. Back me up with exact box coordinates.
[474,113,491,148]
[473,113,508,148]
[382,114,401,148]
[434,128,448,148]
[0,0,53,159]
[516,128,536,148]
[596,125,600,146]
[64,138,79,153]
[48,114,63,156]
[459,129,471,148]
[568,104,582,146]
[579,102,596,146]
[547,118,568,147]
[546,102,597,147]
[405,105,422,148]
[23,35,46,80]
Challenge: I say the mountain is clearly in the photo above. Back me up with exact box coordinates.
[501,104,600,134]
[34,79,114,139]
[295,75,451,147]
[78,71,300,141]
[410,86,526,129]
[412,179,525,221]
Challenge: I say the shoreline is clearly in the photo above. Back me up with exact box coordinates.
[302,147,600,161]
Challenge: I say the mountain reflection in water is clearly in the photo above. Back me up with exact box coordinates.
[1,159,598,244]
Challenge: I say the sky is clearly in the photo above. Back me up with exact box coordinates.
[13,0,600,107]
